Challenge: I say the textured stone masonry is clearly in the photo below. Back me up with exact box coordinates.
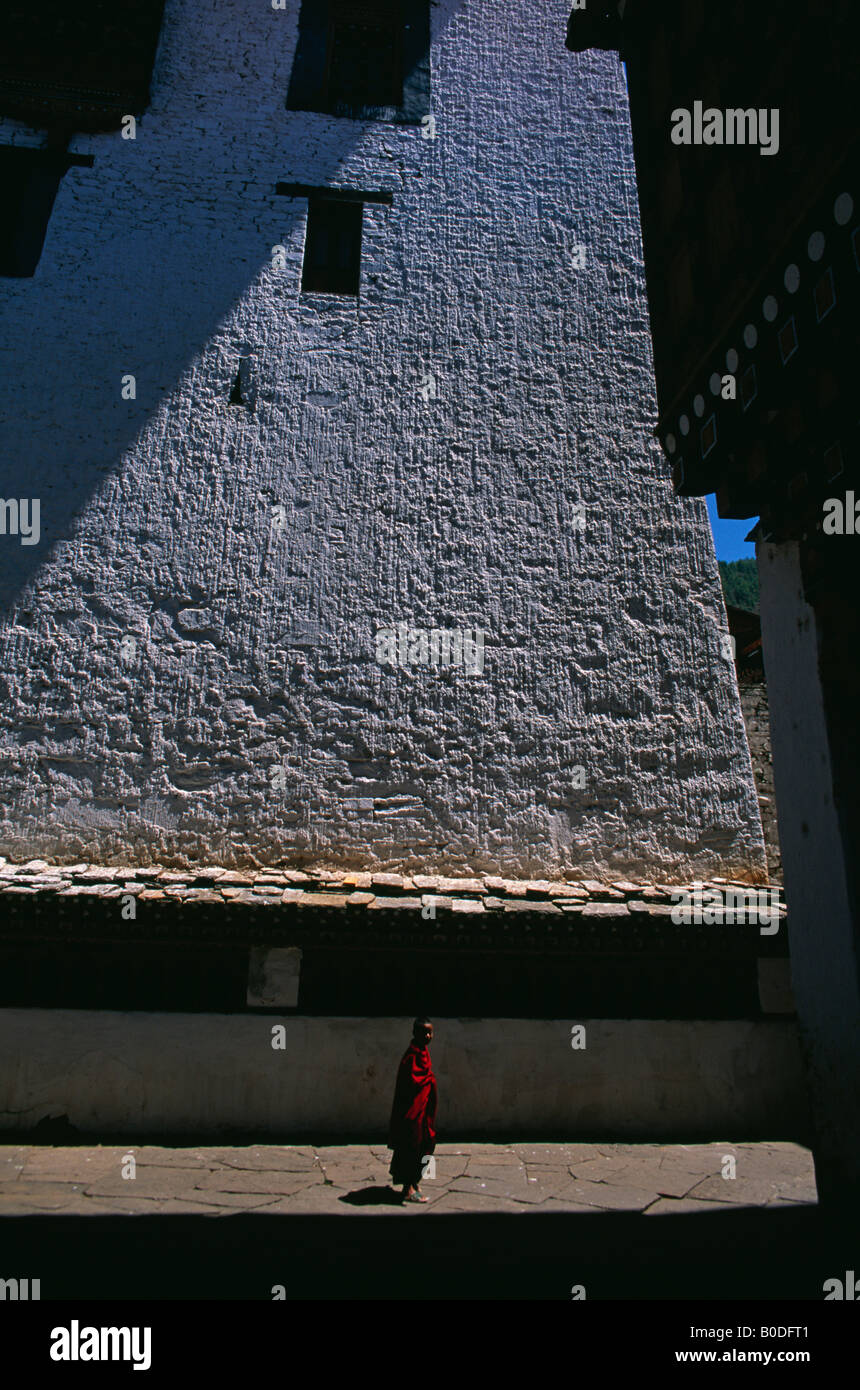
[0,856,786,926]
[0,0,765,883]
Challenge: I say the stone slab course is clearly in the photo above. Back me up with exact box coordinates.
[0,857,785,923]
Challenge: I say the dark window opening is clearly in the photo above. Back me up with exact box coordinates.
[565,3,624,54]
[0,146,68,277]
[0,0,167,132]
[228,370,245,405]
[324,0,402,110]
[301,196,364,295]
[228,356,255,409]
[286,0,430,123]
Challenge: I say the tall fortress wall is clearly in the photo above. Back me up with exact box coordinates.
[0,0,766,880]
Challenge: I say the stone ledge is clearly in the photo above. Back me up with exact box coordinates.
[0,858,787,933]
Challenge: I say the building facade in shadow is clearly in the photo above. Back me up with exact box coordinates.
[567,0,859,1204]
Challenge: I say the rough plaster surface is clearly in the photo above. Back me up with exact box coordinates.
[738,680,781,881]
[0,1011,806,1136]
[0,0,765,879]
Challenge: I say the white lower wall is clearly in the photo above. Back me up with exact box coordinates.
[0,1010,807,1136]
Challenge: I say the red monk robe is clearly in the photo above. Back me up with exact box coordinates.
[388,1031,437,1192]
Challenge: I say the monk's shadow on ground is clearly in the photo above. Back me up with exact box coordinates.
[339,1186,404,1206]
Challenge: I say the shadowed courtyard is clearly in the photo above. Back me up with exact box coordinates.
[3,1140,846,1301]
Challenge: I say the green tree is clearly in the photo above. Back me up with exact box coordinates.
[719,558,759,612]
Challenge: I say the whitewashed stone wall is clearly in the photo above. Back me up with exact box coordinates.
[0,0,765,879]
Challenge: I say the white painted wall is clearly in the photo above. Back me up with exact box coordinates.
[0,1,764,880]
[0,1010,806,1136]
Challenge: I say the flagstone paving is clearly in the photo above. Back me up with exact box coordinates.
[0,1141,816,1216]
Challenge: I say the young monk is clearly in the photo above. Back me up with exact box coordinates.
[388,1017,437,1204]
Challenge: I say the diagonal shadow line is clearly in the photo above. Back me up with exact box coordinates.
[0,0,469,613]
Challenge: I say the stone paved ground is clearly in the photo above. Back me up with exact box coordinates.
[0,1140,816,1216]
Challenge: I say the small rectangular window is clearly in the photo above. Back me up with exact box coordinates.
[324,0,402,110]
[0,147,64,276]
[0,147,93,277]
[301,196,364,295]
[286,0,430,123]
[0,1,166,133]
